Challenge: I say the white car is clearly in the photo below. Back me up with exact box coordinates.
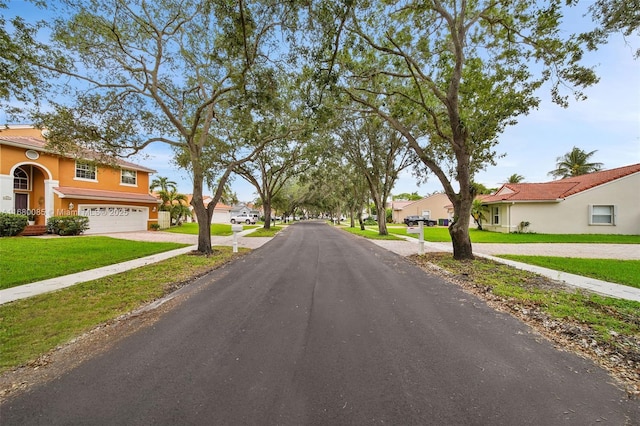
[230,213,256,224]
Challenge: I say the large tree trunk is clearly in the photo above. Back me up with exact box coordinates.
[449,179,474,260]
[191,177,213,255]
[449,220,473,260]
[376,204,388,235]
[263,198,272,229]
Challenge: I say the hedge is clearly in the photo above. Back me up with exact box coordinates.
[47,216,90,236]
[0,213,28,237]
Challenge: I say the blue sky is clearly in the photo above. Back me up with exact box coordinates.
[4,1,639,202]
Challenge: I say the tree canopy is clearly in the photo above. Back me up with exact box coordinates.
[30,0,300,253]
[4,0,630,259]
[305,0,598,259]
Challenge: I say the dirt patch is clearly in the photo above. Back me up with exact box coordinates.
[408,252,640,399]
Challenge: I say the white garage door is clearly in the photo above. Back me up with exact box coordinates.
[79,205,148,234]
[211,211,231,223]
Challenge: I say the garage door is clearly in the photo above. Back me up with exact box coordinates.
[79,205,148,234]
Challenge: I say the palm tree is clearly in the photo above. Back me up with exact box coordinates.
[219,183,238,206]
[149,176,177,193]
[548,147,603,179]
[155,188,191,225]
[471,199,488,230]
[505,173,525,183]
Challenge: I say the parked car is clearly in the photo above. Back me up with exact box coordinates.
[403,215,437,226]
[230,213,256,224]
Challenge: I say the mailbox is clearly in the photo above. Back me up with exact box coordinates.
[231,224,243,233]
[407,227,421,234]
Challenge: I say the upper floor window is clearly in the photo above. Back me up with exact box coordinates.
[121,169,137,185]
[75,161,97,180]
[13,166,30,190]
[589,205,616,225]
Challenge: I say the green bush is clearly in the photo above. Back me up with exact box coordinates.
[363,218,377,226]
[0,213,28,237]
[47,216,90,236]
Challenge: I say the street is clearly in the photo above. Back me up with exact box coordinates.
[1,221,638,425]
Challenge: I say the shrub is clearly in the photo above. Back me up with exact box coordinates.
[0,213,28,237]
[47,216,90,236]
[150,223,161,230]
[363,218,377,226]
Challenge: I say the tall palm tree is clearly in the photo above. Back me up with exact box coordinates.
[156,189,190,225]
[505,173,525,183]
[219,183,238,206]
[149,176,177,193]
[548,147,603,179]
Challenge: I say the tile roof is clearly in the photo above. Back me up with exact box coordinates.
[54,186,160,203]
[182,194,232,209]
[0,135,156,173]
[391,201,414,211]
[482,163,640,203]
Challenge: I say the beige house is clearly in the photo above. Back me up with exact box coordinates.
[481,163,640,234]
[393,193,452,224]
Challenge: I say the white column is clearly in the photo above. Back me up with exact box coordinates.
[0,174,14,213]
[44,180,59,219]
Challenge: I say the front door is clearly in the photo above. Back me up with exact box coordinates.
[14,193,28,215]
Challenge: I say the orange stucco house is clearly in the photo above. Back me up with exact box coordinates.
[0,125,160,234]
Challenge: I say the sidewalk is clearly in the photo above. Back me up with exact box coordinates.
[372,238,640,302]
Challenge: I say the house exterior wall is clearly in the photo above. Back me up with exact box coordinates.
[484,172,640,234]
[394,193,451,224]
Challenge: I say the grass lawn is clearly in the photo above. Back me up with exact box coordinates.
[164,223,263,236]
[386,226,640,244]
[0,237,189,289]
[246,226,284,237]
[163,223,234,236]
[415,253,640,359]
[498,255,640,289]
[0,247,244,373]
[341,226,404,240]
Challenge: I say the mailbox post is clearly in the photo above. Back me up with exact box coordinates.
[231,224,243,253]
[406,220,425,255]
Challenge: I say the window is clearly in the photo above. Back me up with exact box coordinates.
[13,167,29,190]
[589,205,616,225]
[121,169,137,185]
[75,161,97,180]
[491,206,500,225]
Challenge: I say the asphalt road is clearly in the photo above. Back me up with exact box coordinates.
[2,222,637,425]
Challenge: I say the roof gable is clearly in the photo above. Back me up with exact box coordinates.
[0,134,156,174]
[483,163,640,203]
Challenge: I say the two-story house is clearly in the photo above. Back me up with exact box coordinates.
[0,125,160,234]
